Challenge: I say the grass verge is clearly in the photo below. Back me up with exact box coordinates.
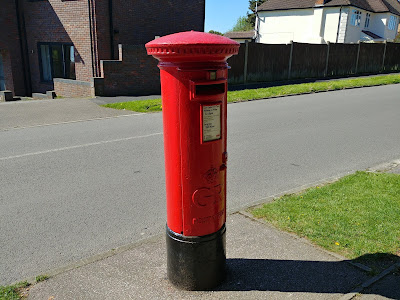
[102,98,162,113]
[252,171,400,265]
[102,74,400,113]
[0,281,30,300]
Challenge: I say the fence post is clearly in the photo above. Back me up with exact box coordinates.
[244,40,249,84]
[381,40,387,73]
[324,42,330,77]
[288,40,294,80]
[355,41,361,74]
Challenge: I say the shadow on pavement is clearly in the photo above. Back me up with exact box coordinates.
[216,254,399,299]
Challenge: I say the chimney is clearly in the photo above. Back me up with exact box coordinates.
[315,0,326,5]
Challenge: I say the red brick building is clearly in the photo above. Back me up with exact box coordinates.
[0,0,205,97]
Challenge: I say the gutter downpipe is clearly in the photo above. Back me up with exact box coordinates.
[88,0,95,77]
[14,0,32,96]
[255,1,259,42]
[336,6,343,43]
[108,0,114,59]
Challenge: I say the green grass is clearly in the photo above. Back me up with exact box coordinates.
[227,74,400,102]
[35,275,49,283]
[0,282,30,300]
[252,171,400,260]
[102,98,162,113]
[102,74,400,112]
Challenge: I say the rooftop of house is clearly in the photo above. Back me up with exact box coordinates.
[224,30,255,39]
[258,0,400,16]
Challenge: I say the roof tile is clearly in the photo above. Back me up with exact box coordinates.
[224,31,255,39]
[258,0,400,15]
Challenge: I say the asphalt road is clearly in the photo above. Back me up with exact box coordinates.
[1,84,400,285]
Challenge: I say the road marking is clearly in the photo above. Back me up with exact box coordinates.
[0,132,163,161]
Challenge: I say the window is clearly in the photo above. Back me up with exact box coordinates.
[350,10,362,26]
[0,52,5,91]
[38,43,75,81]
[365,13,370,28]
[388,15,398,30]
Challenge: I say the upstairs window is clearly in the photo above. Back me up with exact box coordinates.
[39,43,75,82]
[365,13,370,28]
[388,15,398,30]
[350,10,362,27]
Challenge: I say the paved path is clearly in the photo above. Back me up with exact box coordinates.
[27,213,399,299]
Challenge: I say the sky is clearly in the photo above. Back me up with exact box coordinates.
[205,0,250,34]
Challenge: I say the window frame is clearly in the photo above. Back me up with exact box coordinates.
[350,9,362,27]
[388,15,398,30]
[37,42,76,83]
[365,13,370,28]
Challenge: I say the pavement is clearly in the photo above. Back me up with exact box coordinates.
[1,96,399,299]
[25,212,400,300]
[0,97,149,131]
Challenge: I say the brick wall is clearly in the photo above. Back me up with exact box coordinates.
[4,0,205,96]
[0,1,25,95]
[92,1,112,69]
[54,78,92,98]
[23,0,93,93]
[94,44,160,96]
[112,0,205,53]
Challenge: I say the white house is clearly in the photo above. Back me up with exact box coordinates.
[256,0,400,44]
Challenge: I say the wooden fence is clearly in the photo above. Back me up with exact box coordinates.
[227,41,400,85]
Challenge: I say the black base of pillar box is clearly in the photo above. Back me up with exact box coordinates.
[166,224,226,291]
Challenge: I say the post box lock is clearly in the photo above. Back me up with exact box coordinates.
[146,31,239,291]
[209,71,217,80]
[223,152,228,163]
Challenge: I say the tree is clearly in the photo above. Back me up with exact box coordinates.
[247,0,267,27]
[208,30,223,36]
[395,32,400,43]
[231,16,253,32]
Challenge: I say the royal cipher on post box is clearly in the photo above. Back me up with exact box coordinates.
[146,31,239,290]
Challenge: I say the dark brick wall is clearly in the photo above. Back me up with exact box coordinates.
[92,1,112,69]
[23,0,93,93]
[3,0,205,96]
[112,0,205,53]
[0,1,25,95]
[95,45,160,96]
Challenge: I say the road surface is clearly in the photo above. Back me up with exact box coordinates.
[1,84,400,284]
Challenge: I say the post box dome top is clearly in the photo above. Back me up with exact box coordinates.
[146,31,240,63]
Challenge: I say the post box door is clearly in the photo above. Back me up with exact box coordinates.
[180,76,228,237]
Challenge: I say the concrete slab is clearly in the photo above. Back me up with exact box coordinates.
[359,272,400,299]
[27,214,368,300]
[91,95,161,105]
[0,90,13,102]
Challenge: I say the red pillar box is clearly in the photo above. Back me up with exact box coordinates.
[146,31,239,290]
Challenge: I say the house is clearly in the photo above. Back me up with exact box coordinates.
[255,0,400,44]
[224,31,256,43]
[0,0,205,97]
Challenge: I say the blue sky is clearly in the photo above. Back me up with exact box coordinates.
[205,0,250,33]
